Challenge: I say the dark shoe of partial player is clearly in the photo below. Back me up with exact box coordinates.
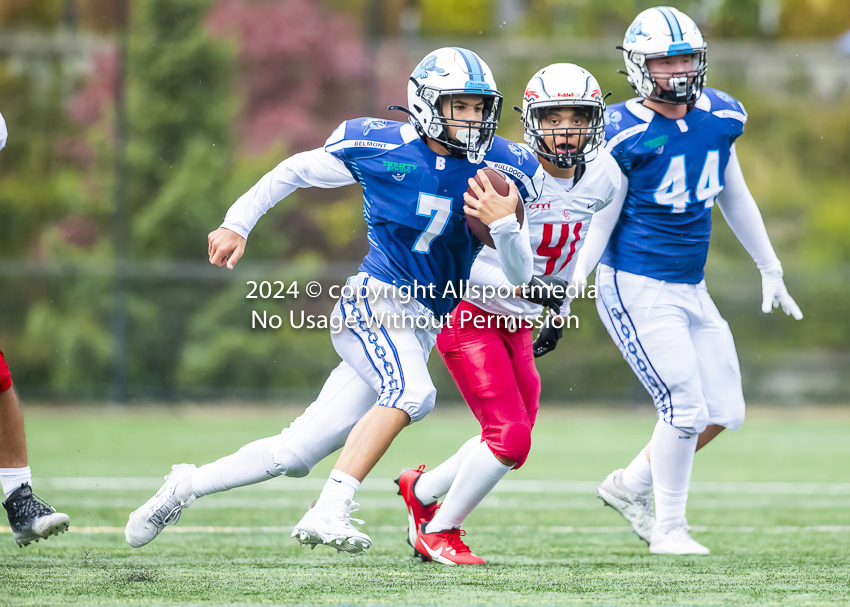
[3,483,70,547]
[395,465,440,559]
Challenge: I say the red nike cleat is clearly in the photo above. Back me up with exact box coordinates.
[395,465,439,558]
[414,526,485,565]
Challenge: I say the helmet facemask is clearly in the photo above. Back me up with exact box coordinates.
[413,83,503,163]
[625,48,707,105]
[523,102,605,169]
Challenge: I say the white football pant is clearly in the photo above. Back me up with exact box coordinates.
[595,264,746,435]
[191,272,439,493]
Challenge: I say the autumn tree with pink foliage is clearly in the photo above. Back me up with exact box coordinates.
[207,0,367,153]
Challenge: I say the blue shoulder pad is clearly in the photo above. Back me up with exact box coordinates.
[324,118,410,161]
[697,89,747,137]
[484,137,545,203]
[604,100,646,141]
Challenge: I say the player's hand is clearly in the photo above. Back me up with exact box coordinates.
[463,170,520,226]
[760,267,802,320]
[521,275,568,313]
[533,314,563,358]
[208,227,246,270]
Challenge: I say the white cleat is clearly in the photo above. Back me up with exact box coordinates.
[649,523,710,555]
[125,463,196,548]
[597,469,654,545]
[291,499,372,556]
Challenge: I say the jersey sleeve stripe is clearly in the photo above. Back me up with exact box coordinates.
[325,140,403,153]
[605,123,649,152]
[712,109,747,124]
[484,161,541,202]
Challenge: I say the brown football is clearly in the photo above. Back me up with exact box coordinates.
[465,167,525,249]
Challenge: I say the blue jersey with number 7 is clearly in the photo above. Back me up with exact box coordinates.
[324,118,544,318]
[602,88,747,283]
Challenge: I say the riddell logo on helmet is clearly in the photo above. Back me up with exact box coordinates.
[556,92,576,98]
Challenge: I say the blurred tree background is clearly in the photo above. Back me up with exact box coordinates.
[0,0,848,404]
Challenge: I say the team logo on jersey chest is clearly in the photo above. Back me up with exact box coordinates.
[643,135,668,151]
[564,209,570,221]
[528,202,550,210]
[382,161,417,181]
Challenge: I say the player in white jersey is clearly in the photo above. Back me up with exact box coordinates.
[124,48,543,554]
[571,7,803,555]
[395,64,621,564]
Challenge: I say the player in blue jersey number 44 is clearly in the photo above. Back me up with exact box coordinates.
[572,7,802,556]
[124,48,553,554]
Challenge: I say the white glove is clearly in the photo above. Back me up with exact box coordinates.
[760,267,803,320]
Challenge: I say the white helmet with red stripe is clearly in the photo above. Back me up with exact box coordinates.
[518,63,605,169]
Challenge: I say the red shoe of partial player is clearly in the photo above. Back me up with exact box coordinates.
[414,526,485,565]
[394,465,439,557]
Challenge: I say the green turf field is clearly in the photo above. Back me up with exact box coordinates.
[2,405,849,607]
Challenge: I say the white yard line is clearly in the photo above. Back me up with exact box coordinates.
[3,525,850,535]
[36,477,850,495]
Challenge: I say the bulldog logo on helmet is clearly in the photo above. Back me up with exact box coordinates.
[413,55,446,80]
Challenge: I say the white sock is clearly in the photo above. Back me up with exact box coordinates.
[414,436,481,505]
[312,469,360,514]
[425,441,511,532]
[192,436,279,499]
[621,447,653,495]
[0,466,32,498]
[650,420,697,529]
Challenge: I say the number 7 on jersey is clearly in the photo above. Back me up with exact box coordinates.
[412,193,452,254]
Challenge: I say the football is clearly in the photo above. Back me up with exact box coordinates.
[465,167,525,248]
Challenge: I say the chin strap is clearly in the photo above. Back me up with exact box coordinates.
[387,105,416,120]
[574,161,587,184]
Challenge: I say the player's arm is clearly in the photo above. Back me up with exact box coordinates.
[209,147,356,269]
[716,144,802,319]
[570,170,627,294]
[464,172,534,286]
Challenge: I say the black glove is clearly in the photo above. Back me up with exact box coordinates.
[521,275,568,313]
[533,315,563,358]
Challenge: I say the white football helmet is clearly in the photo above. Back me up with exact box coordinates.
[518,63,605,169]
[620,6,707,105]
[405,47,502,164]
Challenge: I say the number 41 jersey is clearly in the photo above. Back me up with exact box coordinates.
[325,118,544,318]
[602,88,747,284]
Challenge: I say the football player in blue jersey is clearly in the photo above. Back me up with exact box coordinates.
[572,7,803,555]
[125,48,552,554]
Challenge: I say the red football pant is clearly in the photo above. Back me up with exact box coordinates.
[0,350,12,393]
[436,301,541,468]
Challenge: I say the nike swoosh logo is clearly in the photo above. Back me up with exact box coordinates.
[331,478,342,483]
[424,543,442,559]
